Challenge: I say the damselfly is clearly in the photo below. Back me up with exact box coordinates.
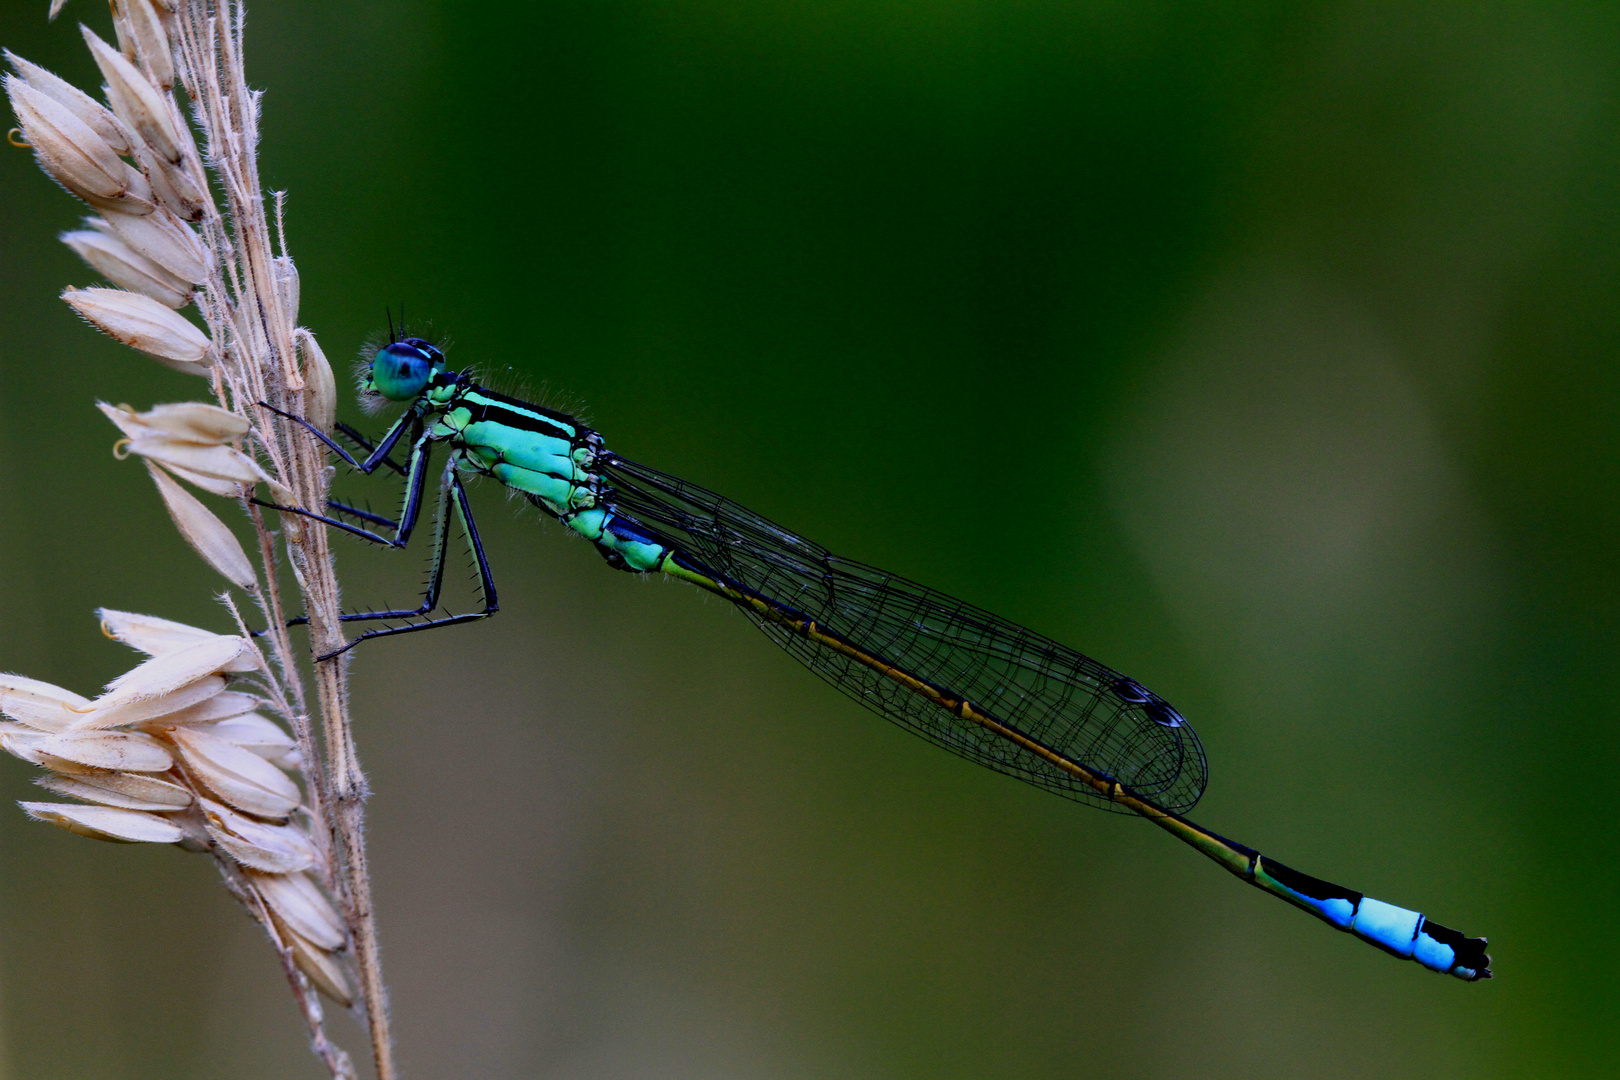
[259,336,1491,981]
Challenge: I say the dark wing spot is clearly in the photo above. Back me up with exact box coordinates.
[1112,677,1184,728]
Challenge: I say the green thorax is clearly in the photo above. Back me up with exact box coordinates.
[416,378,669,573]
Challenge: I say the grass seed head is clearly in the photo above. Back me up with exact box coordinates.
[20,801,185,843]
[33,729,174,772]
[61,228,192,307]
[81,23,184,164]
[200,797,317,873]
[115,0,175,91]
[145,461,258,590]
[168,724,301,818]
[5,75,131,200]
[5,49,135,154]
[37,769,193,810]
[12,3,395,1061]
[63,286,211,370]
[97,207,208,283]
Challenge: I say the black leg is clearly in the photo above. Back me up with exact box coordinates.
[335,421,408,477]
[314,468,500,660]
[251,497,398,546]
[389,433,435,544]
[323,422,411,526]
[252,464,462,637]
[257,401,417,474]
[255,409,500,658]
[252,431,434,548]
[326,499,400,532]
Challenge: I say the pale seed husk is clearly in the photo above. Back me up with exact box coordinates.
[77,162,158,216]
[260,478,309,542]
[267,748,303,773]
[20,801,183,843]
[98,206,208,284]
[171,810,212,853]
[62,287,211,369]
[77,672,226,729]
[82,25,185,165]
[36,770,192,810]
[285,929,353,1006]
[5,50,134,154]
[125,437,270,486]
[109,0,136,58]
[98,408,257,488]
[6,76,129,200]
[0,728,50,762]
[94,636,247,709]
[91,676,239,735]
[119,401,248,443]
[275,254,299,325]
[0,730,117,775]
[99,607,234,653]
[100,633,246,694]
[204,713,296,757]
[147,403,244,442]
[139,689,261,725]
[199,797,315,872]
[136,144,207,222]
[252,870,346,950]
[145,462,257,590]
[34,729,174,772]
[168,725,300,818]
[20,750,114,776]
[156,461,245,496]
[119,0,174,91]
[298,329,337,435]
[61,228,191,308]
[0,673,91,732]
[97,401,148,440]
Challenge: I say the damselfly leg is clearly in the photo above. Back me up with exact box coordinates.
[254,403,499,659]
[323,422,409,531]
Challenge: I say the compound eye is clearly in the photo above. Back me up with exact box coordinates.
[398,336,444,365]
[370,342,434,400]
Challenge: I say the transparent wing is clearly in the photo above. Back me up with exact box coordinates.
[602,454,1208,814]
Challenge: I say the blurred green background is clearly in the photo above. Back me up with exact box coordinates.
[2,1,1617,1076]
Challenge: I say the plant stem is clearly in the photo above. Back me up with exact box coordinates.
[171,3,396,1075]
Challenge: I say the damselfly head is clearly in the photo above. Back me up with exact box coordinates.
[363,337,445,404]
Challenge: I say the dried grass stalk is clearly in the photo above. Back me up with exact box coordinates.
[4,1,396,1076]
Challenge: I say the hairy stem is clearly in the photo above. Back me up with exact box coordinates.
[170,2,395,1075]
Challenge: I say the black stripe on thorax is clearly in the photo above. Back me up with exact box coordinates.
[459,385,585,441]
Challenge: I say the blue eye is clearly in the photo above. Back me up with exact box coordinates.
[370,341,437,400]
